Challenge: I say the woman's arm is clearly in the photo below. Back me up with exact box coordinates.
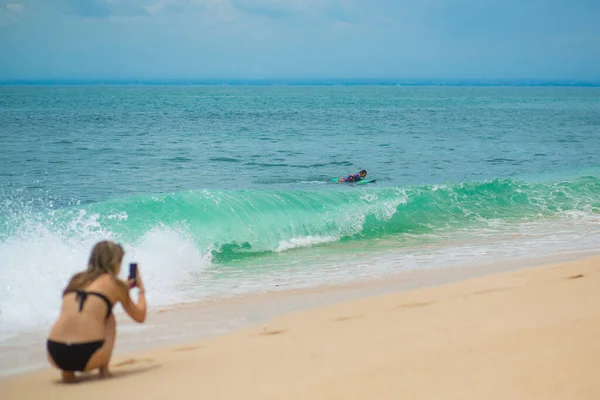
[118,272,147,323]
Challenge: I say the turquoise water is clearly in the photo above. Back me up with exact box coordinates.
[1,85,600,335]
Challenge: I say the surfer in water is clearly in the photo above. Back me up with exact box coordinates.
[338,169,367,182]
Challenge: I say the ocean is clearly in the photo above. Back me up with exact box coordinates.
[1,84,600,344]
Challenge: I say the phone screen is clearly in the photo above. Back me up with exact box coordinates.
[129,263,138,282]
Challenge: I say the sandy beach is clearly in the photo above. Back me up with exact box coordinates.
[2,255,599,399]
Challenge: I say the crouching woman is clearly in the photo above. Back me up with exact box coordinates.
[46,240,147,383]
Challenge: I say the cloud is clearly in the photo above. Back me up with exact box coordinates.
[0,0,599,80]
[332,20,353,31]
[231,0,301,17]
[0,3,24,26]
[145,0,172,14]
[2,0,348,21]
[6,3,22,11]
[60,0,152,18]
[143,0,239,22]
[70,0,111,17]
[230,0,350,19]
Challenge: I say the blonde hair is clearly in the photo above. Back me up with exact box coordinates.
[63,240,128,295]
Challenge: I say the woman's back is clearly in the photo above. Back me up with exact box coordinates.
[49,274,119,343]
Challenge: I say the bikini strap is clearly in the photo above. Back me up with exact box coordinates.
[75,291,88,312]
[86,291,113,312]
[74,290,113,319]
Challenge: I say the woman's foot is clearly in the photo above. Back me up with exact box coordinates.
[61,371,77,383]
[99,366,112,379]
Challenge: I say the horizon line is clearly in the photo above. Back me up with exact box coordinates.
[1,78,599,87]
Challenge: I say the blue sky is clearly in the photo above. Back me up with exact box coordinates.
[0,0,599,80]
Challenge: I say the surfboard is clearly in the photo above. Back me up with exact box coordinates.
[331,178,377,184]
[355,179,376,185]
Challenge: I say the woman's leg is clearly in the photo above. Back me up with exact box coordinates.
[84,314,117,376]
[61,371,77,383]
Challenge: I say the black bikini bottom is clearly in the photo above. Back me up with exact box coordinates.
[47,339,104,372]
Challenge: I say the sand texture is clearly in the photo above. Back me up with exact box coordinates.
[2,255,599,399]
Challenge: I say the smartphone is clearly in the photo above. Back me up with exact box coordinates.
[128,263,138,287]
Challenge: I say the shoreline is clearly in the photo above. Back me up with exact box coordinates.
[2,252,600,398]
[0,250,598,379]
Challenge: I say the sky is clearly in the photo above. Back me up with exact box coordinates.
[0,0,599,80]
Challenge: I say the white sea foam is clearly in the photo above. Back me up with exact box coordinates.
[2,199,600,342]
[275,235,337,252]
[0,219,211,337]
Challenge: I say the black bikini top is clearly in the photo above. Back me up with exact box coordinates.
[69,291,114,320]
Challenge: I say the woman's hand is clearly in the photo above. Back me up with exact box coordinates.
[121,268,147,323]
[135,271,145,292]
[127,269,145,292]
